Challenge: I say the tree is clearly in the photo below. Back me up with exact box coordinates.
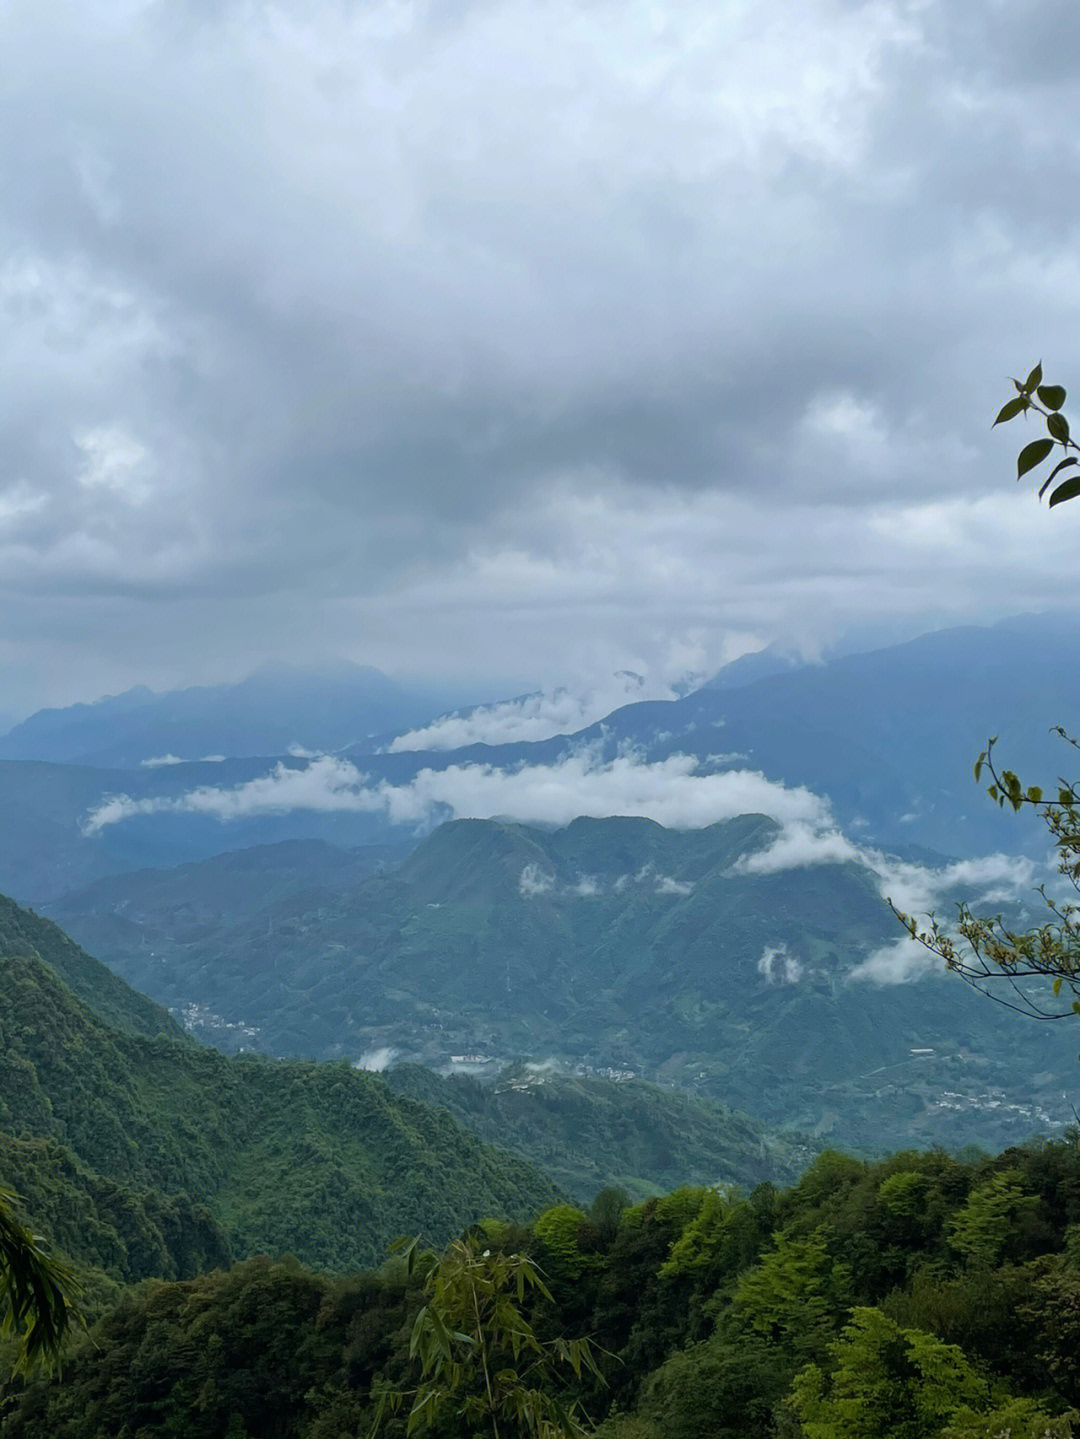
[0,1181,78,1373]
[895,365,1080,1018]
[788,1306,989,1439]
[372,1235,605,1439]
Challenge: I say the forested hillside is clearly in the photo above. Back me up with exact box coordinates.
[383,1065,815,1199]
[0,922,561,1275]
[51,817,1080,1151]
[9,1141,1080,1437]
[0,892,182,1041]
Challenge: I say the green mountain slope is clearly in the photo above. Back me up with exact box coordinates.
[383,1065,815,1200]
[49,817,1080,1152]
[0,891,182,1041]
[0,921,561,1273]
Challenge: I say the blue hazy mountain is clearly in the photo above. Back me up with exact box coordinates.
[0,661,471,769]
[3,613,1080,905]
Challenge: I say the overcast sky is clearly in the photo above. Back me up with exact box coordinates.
[4,0,1080,716]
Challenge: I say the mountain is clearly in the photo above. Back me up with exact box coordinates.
[0,662,468,769]
[382,1065,815,1201]
[47,817,1080,1152]
[0,891,182,1041]
[0,897,562,1273]
[0,757,412,903]
[7,614,1080,906]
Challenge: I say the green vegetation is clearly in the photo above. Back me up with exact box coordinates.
[10,1140,1080,1436]
[0,898,561,1281]
[0,1183,79,1375]
[376,1237,604,1439]
[49,816,1080,1151]
[0,893,181,1042]
[384,1066,813,1200]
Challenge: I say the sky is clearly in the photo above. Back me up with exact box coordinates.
[5,0,1080,717]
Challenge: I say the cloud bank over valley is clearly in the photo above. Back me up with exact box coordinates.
[82,745,1039,986]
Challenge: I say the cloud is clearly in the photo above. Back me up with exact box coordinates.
[519,863,555,897]
[386,674,676,751]
[83,747,832,836]
[573,875,600,897]
[6,0,1080,712]
[731,813,1039,986]
[853,854,1035,986]
[847,939,938,986]
[76,425,154,504]
[757,943,804,985]
[656,875,694,896]
[139,753,184,768]
[354,1047,397,1072]
[732,821,864,875]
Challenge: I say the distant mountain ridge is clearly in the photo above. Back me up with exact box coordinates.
[4,614,1080,904]
[0,662,469,768]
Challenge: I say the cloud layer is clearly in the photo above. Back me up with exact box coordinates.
[5,0,1080,710]
[83,741,1038,989]
[84,748,831,834]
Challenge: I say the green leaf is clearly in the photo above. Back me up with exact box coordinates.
[1038,384,1067,410]
[1027,786,1043,803]
[1018,438,1054,477]
[1048,412,1070,442]
[1023,362,1043,393]
[1050,476,1080,507]
[993,396,1028,425]
[1039,456,1078,498]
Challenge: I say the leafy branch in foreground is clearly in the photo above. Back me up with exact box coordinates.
[371,1236,605,1439]
[994,362,1080,507]
[891,368,1080,1019]
[0,1183,81,1374]
[893,732,1080,1021]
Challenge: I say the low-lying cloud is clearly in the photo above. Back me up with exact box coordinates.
[758,943,804,985]
[83,748,831,836]
[82,746,1039,992]
[385,675,686,752]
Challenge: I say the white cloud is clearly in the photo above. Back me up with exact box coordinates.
[386,675,679,751]
[731,814,1039,987]
[656,875,694,896]
[574,875,600,897]
[76,425,154,504]
[519,863,555,897]
[757,943,804,985]
[848,939,938,986]
[732,821,864,875]
[0,480,48,530]
[83,747,832,836]
[354,1046,396,1072]
[140,753,184,768]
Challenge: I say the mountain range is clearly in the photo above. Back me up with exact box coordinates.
[1,890,806,1298]
[0,662,469,769]
[45,815,1080,1153]
[3,614,1079,905]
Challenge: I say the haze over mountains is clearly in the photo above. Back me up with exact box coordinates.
[0,662,472,768]
[3,613,1076,907]
[3,611,1079,1162]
